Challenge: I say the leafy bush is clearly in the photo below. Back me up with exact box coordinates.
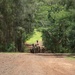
[6,43,15,52]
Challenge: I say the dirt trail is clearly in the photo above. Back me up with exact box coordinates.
[0,53,75,75]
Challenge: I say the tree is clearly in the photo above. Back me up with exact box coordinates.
[35,0,75,53]
[0,0,36,52]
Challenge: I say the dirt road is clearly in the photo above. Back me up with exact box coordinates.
[0,53,75,75]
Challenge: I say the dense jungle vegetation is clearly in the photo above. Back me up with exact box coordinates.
[0,0,75,53]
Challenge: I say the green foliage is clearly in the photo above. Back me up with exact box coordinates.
[6,43,15,52]
[35,0,75,53]
[0,0,36,52]
[0,0,75,53]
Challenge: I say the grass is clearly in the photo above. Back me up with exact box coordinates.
[26,29,42,44]
[66,56,75,60]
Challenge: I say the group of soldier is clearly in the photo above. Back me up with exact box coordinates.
[30,40,46,53]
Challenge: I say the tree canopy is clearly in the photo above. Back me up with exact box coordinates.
[0,0,75,53]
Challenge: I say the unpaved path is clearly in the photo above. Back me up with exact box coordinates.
[0,53,75,75]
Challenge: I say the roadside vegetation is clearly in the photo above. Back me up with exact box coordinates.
[0,0,75,53]
[67,57,75,60]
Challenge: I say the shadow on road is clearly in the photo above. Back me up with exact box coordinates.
[34,53,75,58]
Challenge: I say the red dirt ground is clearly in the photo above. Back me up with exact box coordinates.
[0,53,75,75]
